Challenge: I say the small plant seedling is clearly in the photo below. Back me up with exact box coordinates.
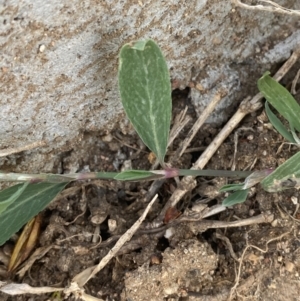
[222,73,300,205]
[118,40,172,165]
[258,73,300,191]
[0,40,299,245]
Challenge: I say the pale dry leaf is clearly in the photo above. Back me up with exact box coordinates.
[0,282,63,295]
[72,266,96,288]
[82,292,105,301]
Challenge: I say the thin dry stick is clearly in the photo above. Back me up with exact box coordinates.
[17,246,54,278]
[0,140,47,157]
[64,186,87,226]
[159,48,300,220]
[174,90,224,159]
[143,211,274,236]
[228,230,291,300]
[112,135,148,153]
[197,211,274,229]
[215,232,240,262]
[72,194,158,288]
[232,0,300,16]
[291,68,300,95]
[168,106,190,148]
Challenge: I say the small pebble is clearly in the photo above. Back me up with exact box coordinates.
[102,134,113,142]
[72,246,89,255]
[108,219,117,232]
[150,254,162,265]
[164,227,175,239]
[121,160,132,171]
[271,219,278,227]
[248,209,255,216]
[285,260,295,272]
[291,196,298,205]
[39,44,46,53]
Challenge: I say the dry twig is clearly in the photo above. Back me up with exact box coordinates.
[228,230,291,300]
[291,68,300,95]
[173,91,225,160]
[215,232,240,262]
[0,140,47,157]
[141,211,274,236]
[232,0,300,16]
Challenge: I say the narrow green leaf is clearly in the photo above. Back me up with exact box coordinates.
[289,122,300,145]
[178,169,252,178]
[118,39,171,164]
[0,183,29,214]
[114,170,161,181]
[258,73,300,132]
[0,182,67,246]
[261,151,300,192]
[222,189,249,207]
[219,183,244,192]
[265,102,296,143]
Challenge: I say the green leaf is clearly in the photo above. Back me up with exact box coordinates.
[265,102,296,143]
[114,170,161,181]
[0,182,67,246]
[219,183,244,192]
[258,73,300,132]
[0,182,29,214]
[289,122,300,145]
[118,39,172,164]
[222,189,249,207]
[261,151,300,192]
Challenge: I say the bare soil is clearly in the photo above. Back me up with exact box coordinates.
[1,74,300,301]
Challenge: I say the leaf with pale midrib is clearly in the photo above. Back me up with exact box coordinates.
[118,39,171,164]
[261,151,300,192]
[258,73,300,132]
[0,182,67,246]
[0,182,28,214]
[264,101,296,143]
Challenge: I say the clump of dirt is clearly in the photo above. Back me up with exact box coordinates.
[1,80,300,301]
[122,239,218,300]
